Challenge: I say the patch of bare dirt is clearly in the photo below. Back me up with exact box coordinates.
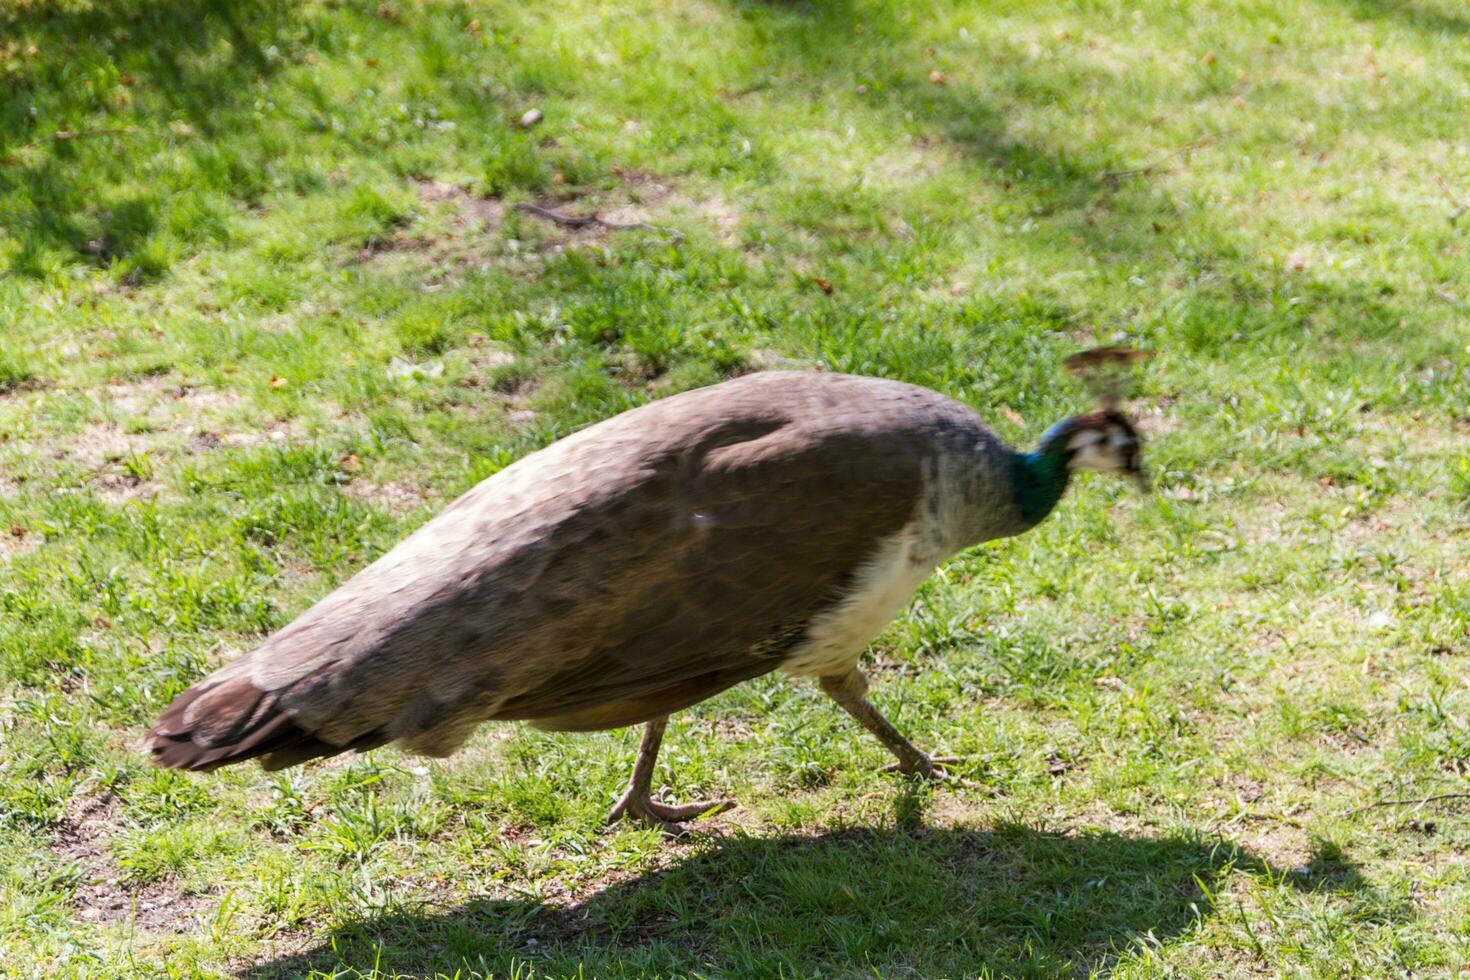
[452,338,520,390]
[399,172,745,280]
[0,375,49,401]
[417,179,506,231]
[31,382,262,497]
[59,422,153,467]
[864,140,958,189]
[1136,407,1181,436]
[699,717,757,741]
[217,421,296,449]
[740,348,822,373]
[663,191,742,247]
[342,479,432,514]
[99,379,243,424]
[355,182,499,265]
[343,179,509,283]
[42,423,163,502]
[582,170,679,229]
[45,400,300,469]
[51,794,211,931]
[0,521,36,560]
[90,471,162,503]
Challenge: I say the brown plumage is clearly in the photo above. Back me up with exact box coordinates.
[147,369,1146,831]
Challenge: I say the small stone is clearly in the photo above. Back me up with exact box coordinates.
[1366,611,1394,631]
[518,108,543,128]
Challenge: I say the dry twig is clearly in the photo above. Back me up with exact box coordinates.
[10,127,136,153]
[1345,792,1470,815]
[1100,136,1217,183]
[1434,174,1468,224]
[512,202,684,242]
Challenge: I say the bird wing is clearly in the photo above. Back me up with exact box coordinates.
[146,373,959,769]
[492,413,930,730]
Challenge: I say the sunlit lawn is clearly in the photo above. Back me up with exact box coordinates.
[2,0,1469,975]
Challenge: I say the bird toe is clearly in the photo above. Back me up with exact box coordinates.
[607,789,733,836]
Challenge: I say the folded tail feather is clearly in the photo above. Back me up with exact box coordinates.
[146,672,388,772]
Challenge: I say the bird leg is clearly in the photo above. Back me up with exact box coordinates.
[820,669,977,786]
[607,717,733,835]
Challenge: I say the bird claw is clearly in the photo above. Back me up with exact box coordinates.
[607,789,734,837]
[882,755,983,789]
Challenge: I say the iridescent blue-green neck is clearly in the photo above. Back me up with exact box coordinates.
[1010,421,1076,529]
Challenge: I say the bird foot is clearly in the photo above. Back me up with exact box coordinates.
[882,755,983,789]
[607,788,734,836]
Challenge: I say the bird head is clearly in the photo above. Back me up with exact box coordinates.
[1038,409,1149,491]
[1054,344,1153,491]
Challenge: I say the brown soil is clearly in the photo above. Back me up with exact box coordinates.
[51,794,212,931]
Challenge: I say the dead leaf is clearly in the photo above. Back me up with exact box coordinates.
[339,454,361,472]
[1201,51,1217,67]
[466,18,481,33]
[376,3,398,19]
[813,278,834,294]
[268,375,288,389]
[1003,408,1024,424]
[928,69,947,86]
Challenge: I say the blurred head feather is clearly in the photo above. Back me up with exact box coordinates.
[1064,345,1153,410]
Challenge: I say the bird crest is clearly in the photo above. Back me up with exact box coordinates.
[1064,345,1153,411]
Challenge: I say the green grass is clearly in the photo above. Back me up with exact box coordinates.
[2,0,1470,975]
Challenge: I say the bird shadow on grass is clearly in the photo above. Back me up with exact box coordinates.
[246,813,1366,979]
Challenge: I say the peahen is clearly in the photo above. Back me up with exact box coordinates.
[147,353,1149,832]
